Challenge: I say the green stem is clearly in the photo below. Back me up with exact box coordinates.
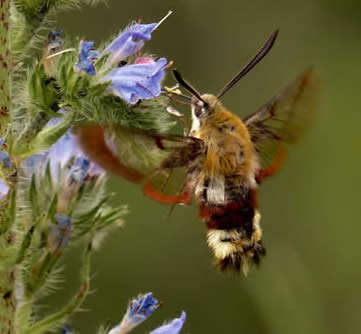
[0,268,16,334]
[0,0,10,138]
[25,237,93,334]
[13,111,51,155]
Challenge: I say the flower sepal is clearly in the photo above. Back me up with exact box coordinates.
[14,114,74,159]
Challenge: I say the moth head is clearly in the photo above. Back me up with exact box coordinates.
[172,29,279,111]
[191,94,222,118]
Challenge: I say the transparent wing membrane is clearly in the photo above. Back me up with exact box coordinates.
[77,125,205,204]
[244,69,318,173]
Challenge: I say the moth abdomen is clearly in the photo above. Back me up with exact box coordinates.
[199,187,265,274]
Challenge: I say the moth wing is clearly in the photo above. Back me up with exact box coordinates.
[243,69,318,172]
[76,125,205,204]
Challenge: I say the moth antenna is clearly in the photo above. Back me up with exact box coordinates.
[173,70,207,105]
[217,30,279,99]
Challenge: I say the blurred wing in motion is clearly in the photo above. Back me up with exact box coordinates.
[243,69,318,181]
[76,125,205,204]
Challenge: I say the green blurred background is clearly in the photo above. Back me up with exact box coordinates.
[54,0,361,333]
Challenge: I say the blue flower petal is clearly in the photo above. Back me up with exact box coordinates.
[149,312,186,334]
[22,153,48,176]
[61,323,72,334]
[109,292,160,333]
[69,156,91,184]
[0,150,11,168]
[103,57,167,104]
[128,292,159,320]
[48,214,72,253]
[102,23,157,65]
[75,59,97,76]
[79,41,95,60]
[22,113,104,183]
[48,29,63,41]
[47,132,81,177]
[0,138,11,168]
[75,40,99,76]
[47,29,63,52]
[0,178,9,199]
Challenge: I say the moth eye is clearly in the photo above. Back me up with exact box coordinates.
[201,107,206,113]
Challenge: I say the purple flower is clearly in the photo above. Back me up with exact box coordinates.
[134,56,156,65]
[108,292,160,334]
[0,138,11,169]
[22,118,104,184]
[68,156,91,184]
[75,40,100,76]
[45,131,103,183]
[150,312,186,334]
[101,23,156,65]
[0,178,9,199]
[47,29,63,53]
[0,151,11,169]
[47,214,72,253]
[46,131,82,177]
[21,153,48,176]
[101,11,172,65]
[102,57,167,104]
[61,324,72,334]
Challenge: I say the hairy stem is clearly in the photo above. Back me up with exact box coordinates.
[0,0,10,138]
[0,0,15,314]
[25,236,93,334]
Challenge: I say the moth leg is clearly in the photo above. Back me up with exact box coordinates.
[256,146,288,184]
[166,106,189,135]
[143,181,192,205]
[162,86,191,135]
[76,126,144,183]
[143,170,197,205]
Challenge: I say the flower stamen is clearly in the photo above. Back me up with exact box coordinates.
[152,10,173,32]
[45,48,76,60]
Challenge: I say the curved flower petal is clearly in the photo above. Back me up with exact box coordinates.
[0,150,11,169]
[109,292,160,334]
[134,56,156,65]
[102,23,157,65]
[75,40,100,76]
[47,29,63,53]
[69,156,91,184]
[47,132,82,176]
[22,153,48,177]
[61,323,72,334]
[0,138,11,169]
[0,178,9,199]
[149,311,186,334]
[103,57,167,104]
[22,118,104,184]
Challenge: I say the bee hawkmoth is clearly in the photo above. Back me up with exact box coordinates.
[77,30,318,274]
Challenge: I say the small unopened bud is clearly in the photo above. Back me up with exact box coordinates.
[47,214,72,254]
[108,292,160,334]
